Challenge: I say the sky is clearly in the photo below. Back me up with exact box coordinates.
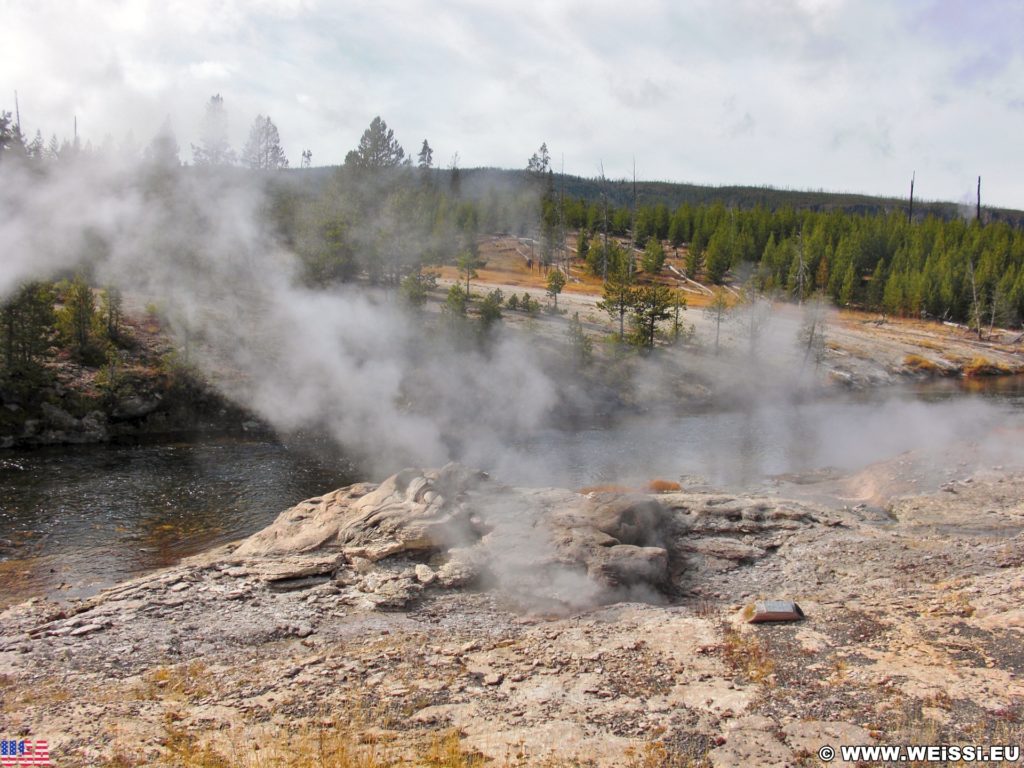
[2,0,1023,208]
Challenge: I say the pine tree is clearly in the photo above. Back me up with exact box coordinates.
[417,139,433,170]
[57,276,99,363]
[546,269,566,310]
[628,284,674,350]
[598,264,635,342]
[145,119,180,167]
[192,94,236,166]
[100,287,123,341]
[566,312,593,366]
[704,290,729,354]
[457,250,483,296]
[526,143,550,177]
[241,115,288,170]
[1,282,55,372]
[0,111,25,162]
[641,238,666,275]
[27,130,44,161]
[345,116,406,169]
[839,263,857,306]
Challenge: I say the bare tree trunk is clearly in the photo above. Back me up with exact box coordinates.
[600,161,609,282]
[908,171,915,224]
[968,256,982,340]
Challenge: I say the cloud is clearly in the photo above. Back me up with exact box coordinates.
[2,1,1023,207]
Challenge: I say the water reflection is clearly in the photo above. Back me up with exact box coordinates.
[0,437,355,604]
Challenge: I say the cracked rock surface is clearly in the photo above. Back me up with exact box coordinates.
[1,462,1022,766]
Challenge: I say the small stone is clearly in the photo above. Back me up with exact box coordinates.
[70,624,103,637]
[414,564,436,585]
[483,672,504,686]
[351,557,375,574]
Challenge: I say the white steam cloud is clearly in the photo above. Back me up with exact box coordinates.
[2,154,1021,493]
[0,155,556,475]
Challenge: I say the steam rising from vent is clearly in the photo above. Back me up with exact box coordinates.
[0,156,556,474]
[2,155,1022,490]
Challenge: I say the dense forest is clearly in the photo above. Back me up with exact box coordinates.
[568,199,1024,329]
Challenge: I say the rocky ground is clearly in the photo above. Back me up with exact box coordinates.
[1,461,1022,766]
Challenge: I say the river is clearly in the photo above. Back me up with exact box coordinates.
[1,377,1022,606]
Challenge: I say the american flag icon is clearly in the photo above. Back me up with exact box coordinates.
[0,740,50,766]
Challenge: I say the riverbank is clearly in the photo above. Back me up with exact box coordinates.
[3,243,1022,453]
[0,302,265,451]
[1,460,1022,766]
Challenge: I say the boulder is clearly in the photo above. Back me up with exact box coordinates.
[228,463,831,610]
[40,402,79,431]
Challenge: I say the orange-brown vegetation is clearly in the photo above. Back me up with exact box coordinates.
[647,479,682,493]
[902,354,943,374]
[962,356,1013,377]
[438,235,716,307]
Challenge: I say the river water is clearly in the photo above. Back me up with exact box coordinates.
[1,378,1022,605]
[0,438,356,605]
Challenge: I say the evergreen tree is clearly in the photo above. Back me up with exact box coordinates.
[26,130,44,161]
[668,210,688,254]
[192,94,235,166]
[57,275,101,363]
[566,312,593,366]
[444,283,468,317]
[100,287,123,342]
[546,269,566,310]
[577,230,590,263]
[345,116,406,170]
[598,264,635,342]
[866,259,887,310]
[145,119,181,167]
[839,262,858,306]
[704,290,729,354]
[457,250,483,296]
[448,153,461,197]
[628,284,674,349]
[417,140,433,170]
[1,282,55,372]
[704,226,733,284]
[478,288,504,330]
[0,111,27,162]
[641,238,666,275]
[241,114,288,170]
[526,143,551,177]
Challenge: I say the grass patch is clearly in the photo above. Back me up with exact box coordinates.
[962,356,1012,377]
[103,719,491,768]
[719,627,774,683]
[138,661,214,702]
[624,742,708,767]
[903,354,942,374]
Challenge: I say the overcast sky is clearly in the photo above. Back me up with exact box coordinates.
[3,0,1023,208]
